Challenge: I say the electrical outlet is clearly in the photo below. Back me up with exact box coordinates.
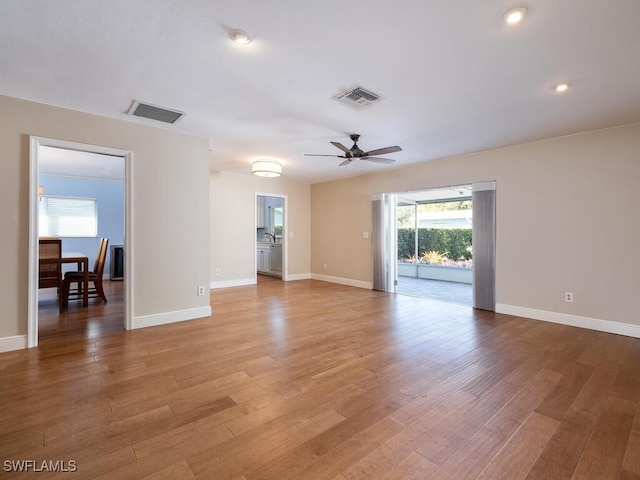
[215,268,221,275]
[565,292,573,303]
[197,285,206,296]
[363,232,369,239]
[322,263,327,271]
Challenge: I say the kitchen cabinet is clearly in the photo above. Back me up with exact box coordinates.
[256,243,271,273]
[256,242,281,278]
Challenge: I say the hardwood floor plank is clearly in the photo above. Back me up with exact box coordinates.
[475,412,559,480]
[391,363,487,427]
[140,460,195,480]
[572,395,636,480]
[286,417,405,480]
[415,380,522,465]
[339,391,478,480]
[523,421,592,480]
[577,331,632,369]
[1,278,638,479]
[525,366,623,480]
[427,427,508,480]
[483,368,561,438]
[192,409,347,479]
[613,340,640,403]
[563,366,617,427]
[379,452,439,480]
[622,404,640,478]
[66,446,138,480]
[534,361,594,421]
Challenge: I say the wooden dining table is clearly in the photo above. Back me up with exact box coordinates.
[40,252,89,307]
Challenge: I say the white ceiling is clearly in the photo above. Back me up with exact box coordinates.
[2,1,639,184]
[39,146,124,182]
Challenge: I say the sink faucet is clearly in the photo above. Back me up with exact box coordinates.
[264,232,276,242]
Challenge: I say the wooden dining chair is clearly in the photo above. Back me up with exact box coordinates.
[60,238,109,310]
[38,238,62,290]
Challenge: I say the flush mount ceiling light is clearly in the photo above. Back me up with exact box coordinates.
[554,82,572,93]
[252,160,282,177]
[229,29,252,45]
[504,7,528,25]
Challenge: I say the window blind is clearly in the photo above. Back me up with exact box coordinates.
[39,195,98,238]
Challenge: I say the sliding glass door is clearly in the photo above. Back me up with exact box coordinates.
[373,182,495,311]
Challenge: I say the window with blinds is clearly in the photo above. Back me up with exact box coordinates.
[39,195,98,238]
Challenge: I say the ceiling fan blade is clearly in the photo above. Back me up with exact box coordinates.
[362,157,396,164]
[339,159,353,166]
[304,154,348,158]
[330,141,351,154]
[363,146,402,157]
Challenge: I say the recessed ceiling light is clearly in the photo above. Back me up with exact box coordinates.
[554,82,571,93]
[504,7,528,25]
[229,29,252,45]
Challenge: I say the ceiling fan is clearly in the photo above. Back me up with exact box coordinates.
[304,134,402,166]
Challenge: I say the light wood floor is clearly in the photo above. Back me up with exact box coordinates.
[1,276,639,479]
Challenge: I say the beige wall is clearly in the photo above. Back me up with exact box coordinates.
[0,95,211,341]
[4,92,636,343]
[311,123,640,327]
[209,171,311,283]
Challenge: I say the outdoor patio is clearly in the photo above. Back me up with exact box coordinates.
[396,276,472,306]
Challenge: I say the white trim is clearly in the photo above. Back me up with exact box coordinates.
[286,273,312,281]
[495,304,640,339]
[131,306,212,330]
[210,274,311,290]
[311,274,373,290]
[28,137,40,348]
[210,278,256,289]
[28,136,133,347]
[0,335,28,353]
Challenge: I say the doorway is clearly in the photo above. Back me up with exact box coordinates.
[28,137,133,347]
[372,181,496,311]
[395,186,473,305]
[255,193,287,282]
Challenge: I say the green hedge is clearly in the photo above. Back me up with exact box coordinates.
[398,228,472,260]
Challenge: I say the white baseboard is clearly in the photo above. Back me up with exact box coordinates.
[0,334,28,353]
[210,278,256,289]
[311,273,373,290]
[132,306,212,330]
[495,304,640,339]
[210,274,312,288]
[285,273,311,281]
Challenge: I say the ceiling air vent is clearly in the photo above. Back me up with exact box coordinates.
[128,100,185,124]
[332,86,383,110]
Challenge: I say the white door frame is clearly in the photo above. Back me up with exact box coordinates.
[255,192,288,282]
[28,136,134,347]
